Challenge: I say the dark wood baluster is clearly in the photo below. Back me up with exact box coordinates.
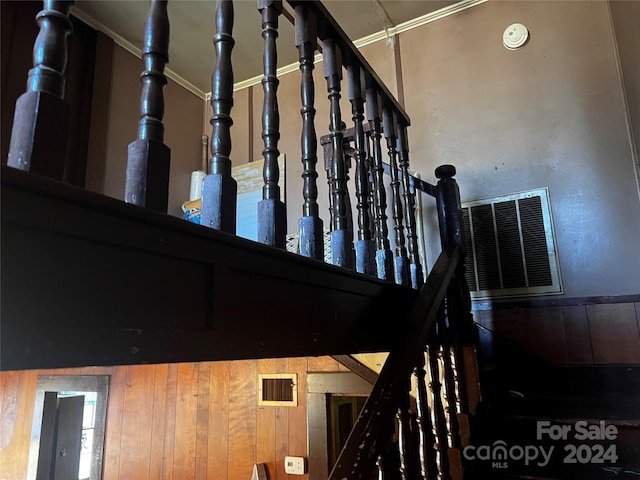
[323,38,353,268]
[366,89,393,280]
[440,298,467,447]
[382,106,410,286]
[294,5,323,260]
[427,325,451,480]
[365,132,377,243]
[125,0,171,212]
[377,454,386,480]
[397,376,413,480]
[397,124,424,289]
[414,351,438,480]
[447,281,472,417]
[448,274,481,431]
[446,335,471,449]
[348,65,375,275]
[257,0,286,247]
[7,0,74,179]
[323,140,336,236]
[438,315,463,480]
[201,0,237,232]
[344,148,355,249]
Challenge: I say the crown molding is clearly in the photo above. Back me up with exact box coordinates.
[70,6,207,100]
[70,0,488,100]
[227,0,488,94]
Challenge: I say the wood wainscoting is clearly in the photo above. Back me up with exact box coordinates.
[474,296,640,364]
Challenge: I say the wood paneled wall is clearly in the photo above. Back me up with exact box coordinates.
[0,357,349,480]
[475,301,640,364]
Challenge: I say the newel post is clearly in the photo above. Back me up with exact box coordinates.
[435,165,463,253]
[435,164,480,418]
[435,164,473,331]
[7,0,74,180]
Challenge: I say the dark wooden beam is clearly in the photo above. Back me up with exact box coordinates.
[1,166,418,371]
[331,355,379,385]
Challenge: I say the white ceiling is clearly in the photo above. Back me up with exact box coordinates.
[74,0,458,95]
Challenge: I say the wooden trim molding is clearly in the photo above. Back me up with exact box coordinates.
[472,294,640,311]
[70,6,206,99]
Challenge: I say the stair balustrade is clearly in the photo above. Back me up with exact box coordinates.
[323,164,476,479]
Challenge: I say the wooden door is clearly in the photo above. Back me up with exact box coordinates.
[36,394,85,480]
[54,395,85,480]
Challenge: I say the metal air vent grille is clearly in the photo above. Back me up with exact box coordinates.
[258,374,298,406]
[462,188,561,299]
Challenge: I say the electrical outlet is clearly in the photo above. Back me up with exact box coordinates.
[284,456,306,475]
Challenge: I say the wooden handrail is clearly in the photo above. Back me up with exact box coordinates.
[286,0,410,127]
[329,246,462,480]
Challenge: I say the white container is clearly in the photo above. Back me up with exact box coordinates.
[189,170,207,200]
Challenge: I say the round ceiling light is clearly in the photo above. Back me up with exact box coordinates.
[503,23,529,50]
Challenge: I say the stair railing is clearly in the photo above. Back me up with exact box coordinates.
[198,0,426,287]
[6,0,424,288]
[288,0,423,286]
[327,165,478,480]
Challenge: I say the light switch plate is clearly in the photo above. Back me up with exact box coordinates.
[284,456,306,475]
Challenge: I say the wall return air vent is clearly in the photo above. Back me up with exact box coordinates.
[258,373,298,407]
[461,187,562,299]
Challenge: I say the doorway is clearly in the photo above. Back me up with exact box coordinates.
[327,395,368,468]
[306,372,373,480]
[27,376,109,480]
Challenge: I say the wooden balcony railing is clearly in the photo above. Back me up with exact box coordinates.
[3,1,479,478]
